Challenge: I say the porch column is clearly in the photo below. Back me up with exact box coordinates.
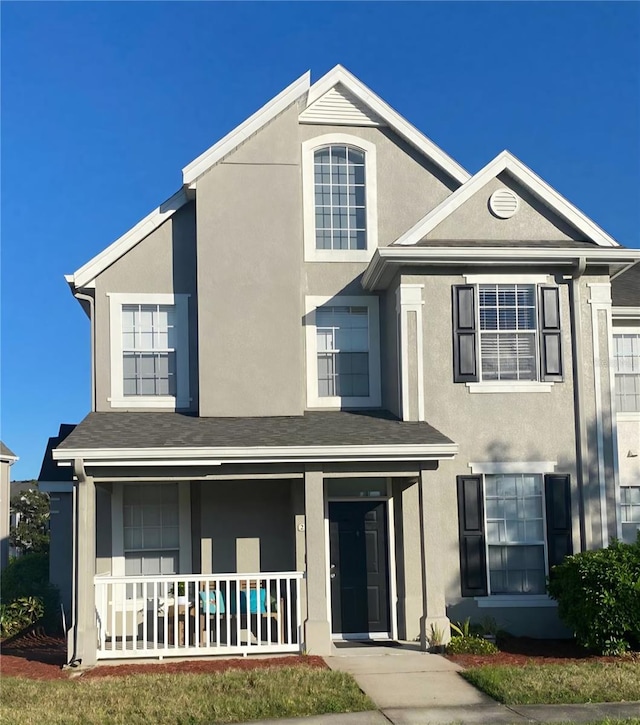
[70,461,98,667]
[397,479,423,641]
[303,466,331,655]
[418,465,450,650]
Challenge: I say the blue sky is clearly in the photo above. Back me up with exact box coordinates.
[1,1,639,479]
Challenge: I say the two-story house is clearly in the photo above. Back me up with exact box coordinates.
[44,66,640,667]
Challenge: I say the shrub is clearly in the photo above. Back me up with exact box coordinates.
[0,596,45,639]
[446,635,499,655]
[547,536,640,655]
[0,553,60,634]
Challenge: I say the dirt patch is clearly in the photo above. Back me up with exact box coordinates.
[446,637,640,668]
[1,630,326,681]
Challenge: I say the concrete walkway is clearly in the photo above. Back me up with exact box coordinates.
[243,642,640,724]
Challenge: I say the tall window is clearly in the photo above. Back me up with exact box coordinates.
[485,474,546,594]
[122,304,176,396]
[621,487,640,544]
[123,484,179,577]
[316,306,369,397]
[613,333,640,412]
[314,145,366,251]
[479,284,537,381]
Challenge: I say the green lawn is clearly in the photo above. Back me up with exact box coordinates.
[1,666,374,725]
[461,661,640,705]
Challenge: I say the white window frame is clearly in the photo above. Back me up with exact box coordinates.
[302,133,378,263]
[305,295,381,409]
[111,481,192,578]
[468,461,557,608]
[620,486,640,544]
[464,274,554,394]
[108,293,190,409]
[612,327,640,416]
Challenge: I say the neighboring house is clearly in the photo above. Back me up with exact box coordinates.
[611,263,640,542]
[47,66,640,667]
[39,424,77,624]
[0,441,18,570]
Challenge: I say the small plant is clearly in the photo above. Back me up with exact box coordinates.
[427,622,446,652]
[450,617,472,638]
[446,635,499,655]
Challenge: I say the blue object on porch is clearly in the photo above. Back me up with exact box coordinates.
[199,589,225,614]
[228,587,268,614]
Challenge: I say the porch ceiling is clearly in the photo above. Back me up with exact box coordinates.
[52,410,457,465]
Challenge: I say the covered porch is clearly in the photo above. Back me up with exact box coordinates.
[52,411,458,666]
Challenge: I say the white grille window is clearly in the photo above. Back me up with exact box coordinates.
[122,305,176,396]
[485,474,547,594]
[621,487,640,544]
[314,145,366,251]
[613,334,640,412]
[316,306,369,398]
[123,484,179,577]
[479,284,537,381]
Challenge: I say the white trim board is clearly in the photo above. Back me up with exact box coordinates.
[393,150,620,248]
[469,461,557,474]
[302,65,470,185]
[69,189,190,290]
[182,71,310,186]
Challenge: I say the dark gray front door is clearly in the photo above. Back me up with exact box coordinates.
[329,501,390,635]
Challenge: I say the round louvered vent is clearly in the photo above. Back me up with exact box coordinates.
[489,188,519,219]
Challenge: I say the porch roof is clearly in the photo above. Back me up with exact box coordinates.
[53,411,457,465]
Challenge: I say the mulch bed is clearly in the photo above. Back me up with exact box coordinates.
[446,637,640,668]
[1,629,326,681]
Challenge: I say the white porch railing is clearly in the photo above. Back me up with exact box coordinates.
[94,572,304,659]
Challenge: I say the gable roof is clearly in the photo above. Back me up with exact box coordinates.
[38,424,77,482]
[0,441,17,463]
[66,65,470,290]
[393,150,620,248]
[299,66,470,185]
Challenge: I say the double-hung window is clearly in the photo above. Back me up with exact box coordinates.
[302,134,377,262]
[620,487,640,544]
[306,295,381,408]
[613,333,640,412]
[109,293,190,409]
[485,474,546,594]
[457,470,572,601]
[453,281,563,389]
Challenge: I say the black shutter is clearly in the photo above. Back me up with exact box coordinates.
[539,286,563,382]
[452,285,478,382]
[544,474,572,570]
[457,476,488,596]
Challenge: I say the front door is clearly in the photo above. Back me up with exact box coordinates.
[329,501,390,636]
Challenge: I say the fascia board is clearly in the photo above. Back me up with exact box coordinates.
[182,72,311,187]
[307,65,470,185]
[0,454,18,464]
[394,150,619,248]
[52,443,458,463]
[70,188,189,289]
[362,246,640,290]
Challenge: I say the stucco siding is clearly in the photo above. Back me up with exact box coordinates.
[196,104,304,417]
[94,202,198,412]
[425,174,583,242]
[198,480,294,573]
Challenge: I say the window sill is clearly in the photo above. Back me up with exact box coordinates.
[109,397,190,410]
[617,412,640,422]
[307,396,381,409]
[305,249,374,263]
[466,382,554,394]
[475,595,557,608]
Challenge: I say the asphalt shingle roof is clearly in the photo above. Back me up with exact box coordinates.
[612,263,640,307]
[56,411,454,450]
[38,424,77,481]
[0,441,16,459]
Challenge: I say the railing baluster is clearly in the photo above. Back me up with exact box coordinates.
[276,578,282,645]
[295,576,301,649]
[153,580,158,651]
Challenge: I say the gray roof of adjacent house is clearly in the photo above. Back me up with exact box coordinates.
[56,411,454,450]
[0,441,17,460]
[38,424,77,481]
[612,262,640,307]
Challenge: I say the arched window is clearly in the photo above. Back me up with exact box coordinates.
[314,145,366,251]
